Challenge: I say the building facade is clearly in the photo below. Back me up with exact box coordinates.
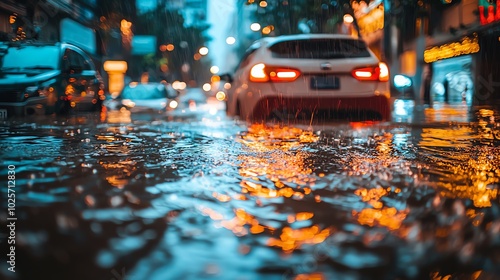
[1,0,103,60]
[422,0,500,106]
[391,0,500,106]
[0,0,29,41]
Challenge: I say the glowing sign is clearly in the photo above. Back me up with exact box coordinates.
[478,0,500,25]
[424,34,480,63]
[356,3,384,35]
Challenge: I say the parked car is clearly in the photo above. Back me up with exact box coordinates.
[0,41,105,119]
[220,34,391,122]
[105,82,179,113]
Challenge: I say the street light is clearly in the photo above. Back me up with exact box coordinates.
[210,66,219,74]
[199,46,209,55]
[250,23,261,31]
[226,36,236,45]
[343,14,354,24]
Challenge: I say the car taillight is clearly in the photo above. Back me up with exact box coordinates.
[249,63,301,82]
[378,62,389,82]
[352,62,389,82]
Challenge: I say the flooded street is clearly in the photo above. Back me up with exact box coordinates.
[1,96,500,280]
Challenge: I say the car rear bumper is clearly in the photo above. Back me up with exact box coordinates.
[250,95,391,121]
[0,97,48,118]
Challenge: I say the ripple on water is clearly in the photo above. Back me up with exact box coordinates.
[2,114,500,279]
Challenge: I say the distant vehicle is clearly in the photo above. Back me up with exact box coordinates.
[392,74,415,100]
[105,82,179,113]
[220,34,391,122]
[0,41,105,119]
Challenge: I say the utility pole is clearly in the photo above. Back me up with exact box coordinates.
[383,0,392,65]
[413,2,429,108]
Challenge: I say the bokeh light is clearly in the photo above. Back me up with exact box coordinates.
[210,66,220,74]
[226,36,236,45]
[343,14,354,24]
[199,47,209,55]
[250,23,261,31]
[202,83,211,91]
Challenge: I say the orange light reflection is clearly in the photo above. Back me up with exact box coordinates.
[210,124,334,253]
[237,124,318,200]
[267,225,332,253]
[419,127,499,208]
[97,132,137,188]
[346,131,410,232]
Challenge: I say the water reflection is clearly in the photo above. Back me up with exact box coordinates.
[425,102,473,123]
[238,124,317,199]
[353,187,407,231]
[1,104,500,279]
[393,99,482,124]
[418,122,500,208]
[214,124,333,254]
[105,107,132,124]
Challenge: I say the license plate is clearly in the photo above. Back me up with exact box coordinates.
[0,109,7,120]
[310,76,340,90]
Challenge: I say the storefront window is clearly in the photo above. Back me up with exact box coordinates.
[430,55,474,105]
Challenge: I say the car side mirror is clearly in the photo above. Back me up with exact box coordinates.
[219,73,233,83]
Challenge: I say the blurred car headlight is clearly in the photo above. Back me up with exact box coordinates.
[169,100,178,109]
[121,99,135,107]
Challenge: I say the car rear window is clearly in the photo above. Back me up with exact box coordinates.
[269,38,371,59]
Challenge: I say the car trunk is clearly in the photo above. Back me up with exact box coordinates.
[264,38,381,96]
[279,58,381,95]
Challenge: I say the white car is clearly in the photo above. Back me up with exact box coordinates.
[221,34,391,122]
